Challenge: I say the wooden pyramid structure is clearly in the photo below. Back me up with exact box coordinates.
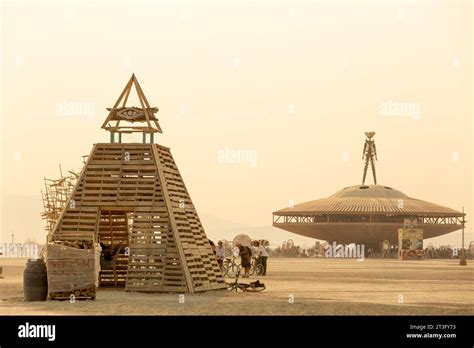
[51,75,227,293]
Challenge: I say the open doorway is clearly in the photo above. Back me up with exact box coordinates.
[97,209,131,288]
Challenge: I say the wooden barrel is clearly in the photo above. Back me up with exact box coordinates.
[23,259,48,301]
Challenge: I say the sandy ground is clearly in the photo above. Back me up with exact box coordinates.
[0,257,472,315]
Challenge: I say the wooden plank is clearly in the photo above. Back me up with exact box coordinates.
[152,145,194,293]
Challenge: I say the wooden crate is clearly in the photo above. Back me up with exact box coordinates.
[45,242,100,300]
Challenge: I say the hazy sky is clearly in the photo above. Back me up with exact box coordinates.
[1,0,472,247]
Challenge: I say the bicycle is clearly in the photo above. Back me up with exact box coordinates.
[227,268,266,292]
[222,257,240,278]
[249,257,264,276]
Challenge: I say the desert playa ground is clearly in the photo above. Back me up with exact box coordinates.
[0,258,472,315]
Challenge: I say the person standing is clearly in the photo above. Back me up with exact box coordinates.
[257,241,269,276]
[236,243,251,278]
[216,240,225,270]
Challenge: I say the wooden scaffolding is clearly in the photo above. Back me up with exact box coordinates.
[41,165,81,237]
[50,75,226,293]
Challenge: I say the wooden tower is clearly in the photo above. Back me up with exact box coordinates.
[50,75,226,293]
